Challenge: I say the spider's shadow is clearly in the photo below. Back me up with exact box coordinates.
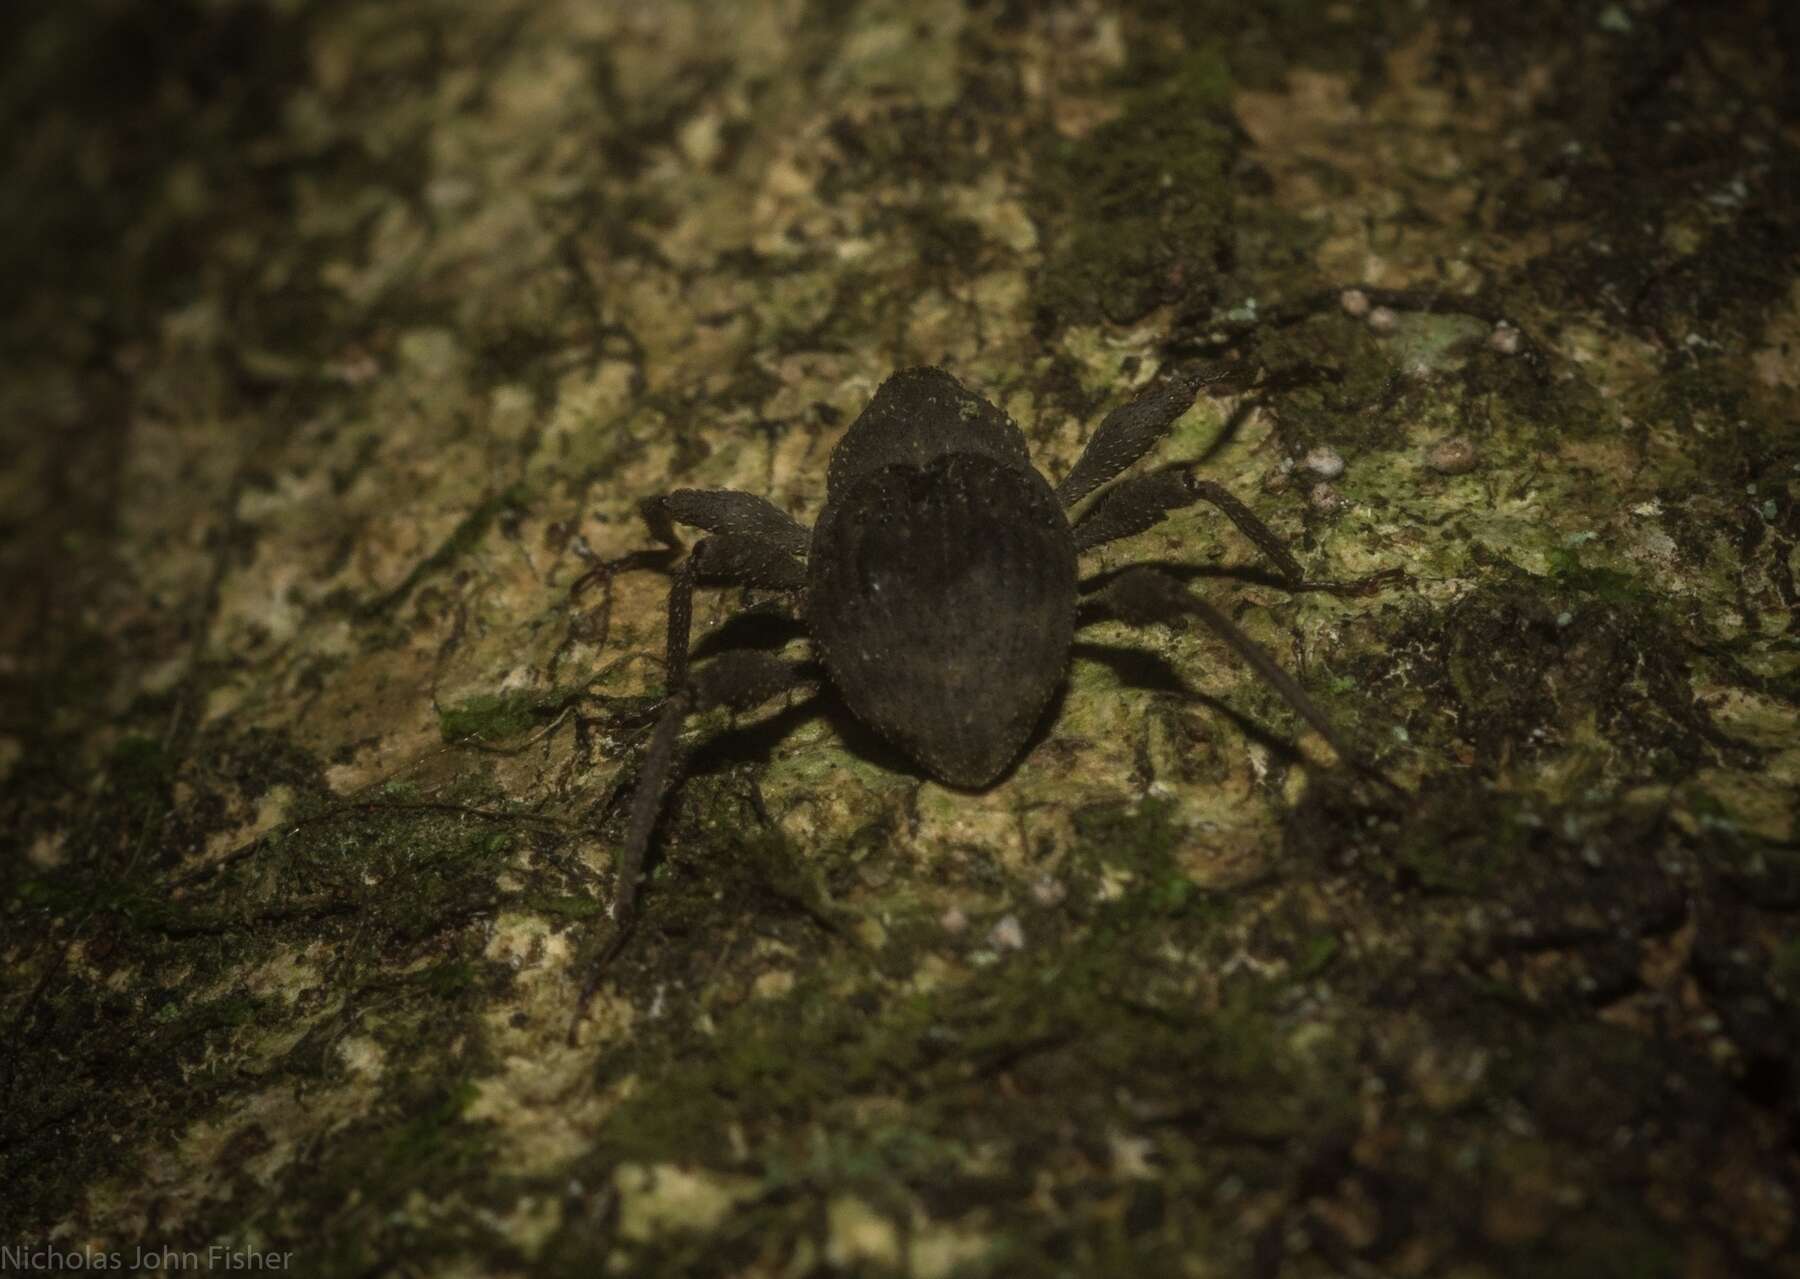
[681,690,912,783]
[679,601,922,783]
[688,601,806,662]
[1068,641,1304,767]
[1190,391,1259,468]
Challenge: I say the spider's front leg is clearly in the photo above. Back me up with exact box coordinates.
[570,648,814,1040]
[570,488,810,645]
[1056,361,1234,507]
[1054,360,1307,583]
[1072,464,1305,583]
[660,534,806,687]
[1056,362,1388,592]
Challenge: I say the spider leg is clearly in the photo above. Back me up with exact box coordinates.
[644,489,810,556]
[1073,465,1407,598]
[1055,362,1232,508]
[570,650,815,1039]
[1082,566,1397,792]
[569,532,807,1039]
[570,489,809,626]
[1072,464,1304,582]
[567,545,679,657]
[662,533,806,688]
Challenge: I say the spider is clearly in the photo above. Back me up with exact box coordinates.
[570,364,1386,1027]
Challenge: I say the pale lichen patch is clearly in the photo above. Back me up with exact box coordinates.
[826,1194,902,1270]
[613,1163,759,1244]
[336,1034,386,1081]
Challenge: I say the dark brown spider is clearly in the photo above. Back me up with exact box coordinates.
[570,365,1392,1033]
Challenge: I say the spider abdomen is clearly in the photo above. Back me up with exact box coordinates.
[808,452,1077,788]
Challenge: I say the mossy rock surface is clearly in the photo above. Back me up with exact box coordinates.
[4,2,1798,1274]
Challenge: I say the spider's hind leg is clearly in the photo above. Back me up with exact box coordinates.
[1082,566,1397,794]
[1072,465,1407,600]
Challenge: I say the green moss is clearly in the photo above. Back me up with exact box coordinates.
[1292,931,1339,979]
[569,869,1354,1267]
[1123,0,1430,90]
[7,0,1799,1270]
[597,922,1302,1159]
[1380,555,1758,785]
[283,1077,508,1279]
[1069,796,1183,876]
[1391,777,1537,895]
[0,722,574,1241]
[1249,318,1405,452]
[438,689,560,744]
[106,733,173,799]
[1030,50,1237,329]
[570,795,1369,1263]
[518,891,607,921]
[1544,547,1652,606]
